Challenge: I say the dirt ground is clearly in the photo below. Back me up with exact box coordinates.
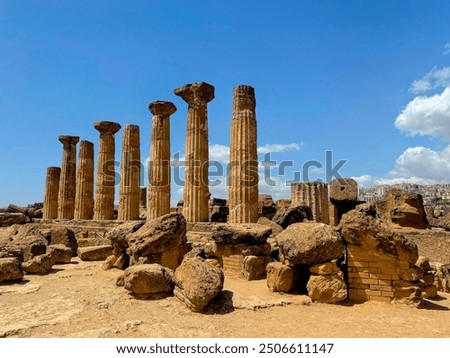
[1,257,449,338]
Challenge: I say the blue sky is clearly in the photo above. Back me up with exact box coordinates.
[1,0,450,206]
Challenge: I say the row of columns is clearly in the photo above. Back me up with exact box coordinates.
[43,82,260,224]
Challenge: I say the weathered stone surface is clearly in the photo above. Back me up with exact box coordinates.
[20,236,47,262]
[174,257,224,312]
[291,182,330,224]
[306,274,347,303]
[272,205,312,229]
[57,135,79,219]
[209,205,229,223]
[122,264,174,294]
[77,245,113,261]
[398,266,424,282]
[240,255,272,281]
[108,221,145,254]
[0,257,23,282]
[277,223,344,266]
[310,261,340,276]
[21,253,54,275]
[421,273,435,286]
[340,204,419,265]
[49,228,78,256]
[376,189,429,229]
[126,213,187,267]
[241,243,272,256]
[329,178,358,202]
[74,141,94,220]
[266,262,294,293]
[416,256,432,273]
[258,194,277,220]
[422,284,438,299]
[210,223,272,245]
[393,280,423,307]
[77,237,112,248]
[432,263,450,293]
[0,213,29,227]
[47,244,72,264]
[256,217,283,238]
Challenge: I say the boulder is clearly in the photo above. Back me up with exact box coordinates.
[18,235,48,262]
[21,253,54,275]
[258,194,277,220]
[272,205,312,229]
[266,262,294,293]
[0,257,24,282]
[0,213,29,227]
[422,284,438,299]
[393,280,422,307]
[126,213,187,267]
[375,188,429,229]
[174,257,224,312]
[77,237,112,248]
[421,273,435,286]
[277,223,344,266]
[77,245,113,261]
[256,217,284,238]
[49,228,78,256]
[398,266,424,282]
[108,221,145,255]
[329,178,358,202]
[47,244,72,264]
[121,264,174,294]
[306,274,347,303]
[310,261,340,276]
[210,223,271,245]
[416,256,432,273]
[240,255,272,281]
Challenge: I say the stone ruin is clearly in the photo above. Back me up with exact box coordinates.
[1,82,449,312]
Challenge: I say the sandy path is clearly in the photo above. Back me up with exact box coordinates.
[0,258,449,338]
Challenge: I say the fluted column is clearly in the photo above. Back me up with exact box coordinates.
[94,121,121,220]
[57,135,79,219]
[118,124,141,220]
[43,167,61,219]
[74,141,94,220]
[139,187,147,209]
[291,182,329,224]
[228,85,259,223]
[147,101,176,220]
[174,82,214,222]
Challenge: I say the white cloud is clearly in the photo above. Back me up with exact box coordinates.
[409,66,450,94]
[257,142,303,154]
[351,174,378,188]
[444,43,450,55]
[395,87,450,139]
[209,144,230,163]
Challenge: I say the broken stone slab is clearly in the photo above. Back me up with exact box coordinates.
[309,261,340,276]
[266,262,294,293]
[210,223,271,245]
[277,222,344,266]
[49,227,78,256]
[121,264,174,295]
[422,284,438,299]
[272,205,312,229]
[77,237,112,248]
[306,274,347,303]
[21,253,54,275]
[47,244,72,264]
[240,255,272,281]
[174,257,224,312]
[77,245,113,261]
[0,212,29,227]
[0,257,24,283]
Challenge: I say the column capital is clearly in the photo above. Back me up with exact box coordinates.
[149,101,177,116]
[174,82,215,106]
[58,135,80,146]
[233,84,256,111]
[94,121,121,134]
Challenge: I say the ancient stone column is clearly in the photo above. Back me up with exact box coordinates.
[174,82,214,222]
[94,121,121,220]
[118,124,141,220]
[147,101,176,220]
[291,181,330,224]
[139,187,147,209]
[57,135,79,219]
[74,141,94,220]
[228,85,259,223]
[43,167,61,219]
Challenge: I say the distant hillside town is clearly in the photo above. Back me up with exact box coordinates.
[358,183,450,204]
